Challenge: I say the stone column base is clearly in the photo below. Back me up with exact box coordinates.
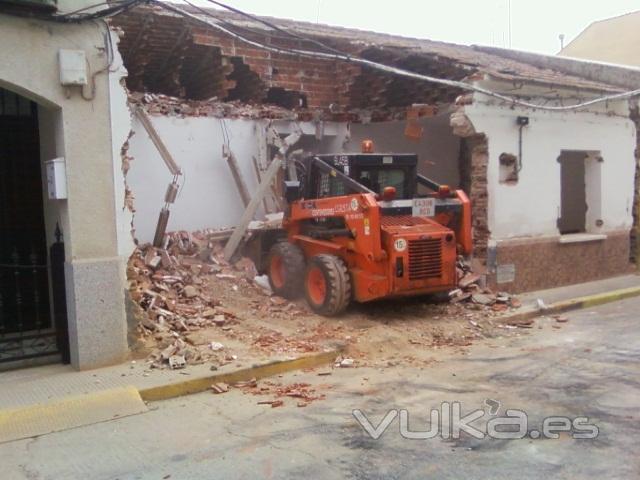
[65,257,128,370]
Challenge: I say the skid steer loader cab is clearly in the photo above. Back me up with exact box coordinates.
[258,151,472,316]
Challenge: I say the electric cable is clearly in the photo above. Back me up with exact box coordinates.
[153,0,640,112]
[199,0,345,55]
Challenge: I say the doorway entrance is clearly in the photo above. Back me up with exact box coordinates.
[0,88,62,367]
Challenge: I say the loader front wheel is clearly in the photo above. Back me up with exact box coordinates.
[304,255,351,316]
[267,242,306,299]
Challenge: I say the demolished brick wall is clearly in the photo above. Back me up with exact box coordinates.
[111,9,463,115]
[468,135,490,263]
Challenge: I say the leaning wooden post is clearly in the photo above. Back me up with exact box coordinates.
[223,158,283,261]
[135,108,183,247]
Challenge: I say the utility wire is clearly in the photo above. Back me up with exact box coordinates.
[3,0,144,23]
[153,0,640,112]
[199,0,345,55]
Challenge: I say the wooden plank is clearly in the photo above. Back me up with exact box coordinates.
[252,155,271,214]
[224,158,282,261]
[225,150,251,207]
[135,108,181,176]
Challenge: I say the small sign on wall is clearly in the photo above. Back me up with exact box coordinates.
[45,157,67,200]
[496,264,516,284]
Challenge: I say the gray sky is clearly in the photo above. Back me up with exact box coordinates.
[185,0,639,54]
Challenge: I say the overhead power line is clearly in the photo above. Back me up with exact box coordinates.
[153,0,640,112]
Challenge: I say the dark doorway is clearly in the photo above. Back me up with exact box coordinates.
[558,151,588,235]
[0,88,59,366]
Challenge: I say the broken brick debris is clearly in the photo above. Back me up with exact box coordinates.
[128,229,256,369]
[449,257,521,310]
[128,226,310,369]
[210,382,229,394]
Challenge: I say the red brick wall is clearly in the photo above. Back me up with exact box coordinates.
[192,29,354,108]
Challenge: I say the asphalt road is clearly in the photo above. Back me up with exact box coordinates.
[2,296,640,479]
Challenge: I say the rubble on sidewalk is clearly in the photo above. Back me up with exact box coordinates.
[449,257,522,311]
[129,229,263,368]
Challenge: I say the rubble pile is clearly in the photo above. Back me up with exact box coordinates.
[129,92,298,120]
[127,92,412,123]
[128,230,260,369]
[128,229,525,371]
[449,257,521,311]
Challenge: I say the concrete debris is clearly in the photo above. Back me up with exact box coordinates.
[459,273,481,289]
[128,229,259,369]
[337,358,355,368]
[472,294,495,306]
[536,299,548,311]
[449,257,521,311]
[253,275,272,295]
[168,355,186,369]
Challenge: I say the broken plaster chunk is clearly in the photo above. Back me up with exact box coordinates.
[160,250,173,268]
[471,293,495,306]
[168,355,186,369]
[209,341,224,351]
[253,275,273,295]
[213,315,226,326]
[459,273,481,289]
[339,358,355,368]
[183,285,198,298]
[449,110,477,138]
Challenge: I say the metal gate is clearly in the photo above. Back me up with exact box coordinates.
[0,88,68,366]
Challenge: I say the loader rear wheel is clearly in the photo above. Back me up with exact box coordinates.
[267,242,305,299]
[304,255,351,316]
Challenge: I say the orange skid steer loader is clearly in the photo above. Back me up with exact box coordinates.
[254,143,472,316]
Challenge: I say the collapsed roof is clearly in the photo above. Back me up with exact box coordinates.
[110,4,621,117]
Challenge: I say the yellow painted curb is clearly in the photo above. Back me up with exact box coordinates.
[500,285,640,325]
[569,286,640,309]
[0,386,147,444]
[139,348,344,402]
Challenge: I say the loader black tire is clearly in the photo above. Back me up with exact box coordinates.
[304,254,352,316]
[267,241,306,299]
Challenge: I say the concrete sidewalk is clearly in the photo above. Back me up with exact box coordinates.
[0,273,638,411]
[518,273,640,307]
[0,350,341,410]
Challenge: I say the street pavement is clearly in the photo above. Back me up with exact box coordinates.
[1,296,639,479]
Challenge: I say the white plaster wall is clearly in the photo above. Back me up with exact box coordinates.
[127,117,348,242]
[465,102,637,240]
[346,113,461,187]
[108,32,136,260]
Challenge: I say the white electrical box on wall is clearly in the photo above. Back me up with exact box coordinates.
[58,49,88,86]
[45,157,67,200]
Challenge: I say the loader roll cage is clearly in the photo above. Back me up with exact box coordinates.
[288,154,456,206]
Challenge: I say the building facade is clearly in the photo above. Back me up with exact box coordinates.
[0,0,132,369]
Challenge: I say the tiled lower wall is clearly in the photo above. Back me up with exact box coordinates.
[487,230,636,293]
